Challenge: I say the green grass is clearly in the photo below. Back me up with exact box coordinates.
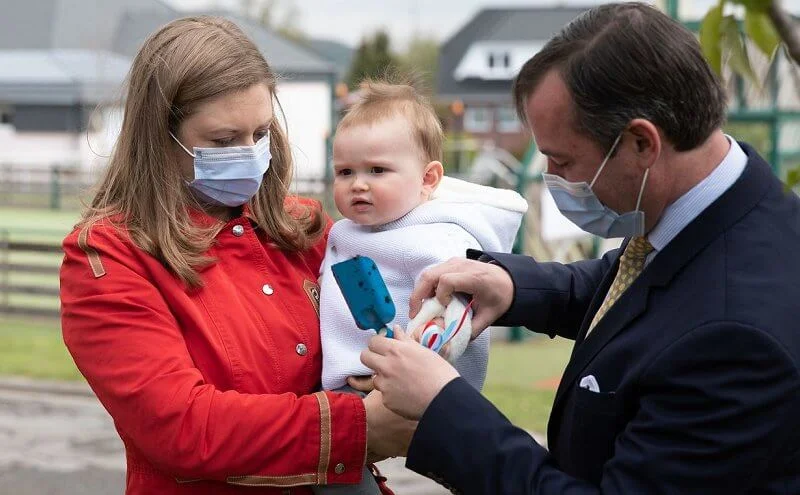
[0,318,82,381]
[0,206,79,235]
[482,337,573,433]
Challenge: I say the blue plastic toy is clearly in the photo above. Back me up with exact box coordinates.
[331,255,396,338]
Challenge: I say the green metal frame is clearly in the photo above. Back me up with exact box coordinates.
[668,0,800,176]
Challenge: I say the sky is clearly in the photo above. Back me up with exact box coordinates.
[164,0,800,50]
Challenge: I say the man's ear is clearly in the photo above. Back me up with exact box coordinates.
[422,161,444,198]
[626,118,661,172]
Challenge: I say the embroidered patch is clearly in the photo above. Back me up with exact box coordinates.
[304,279,321,318]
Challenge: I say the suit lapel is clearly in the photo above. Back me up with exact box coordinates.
[548,144,776,443]
[553,248,652,412]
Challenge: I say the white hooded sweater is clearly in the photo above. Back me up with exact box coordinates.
[319,176,528,390]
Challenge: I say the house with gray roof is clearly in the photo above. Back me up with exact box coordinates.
[0,0,337,183]
[438,7,589,156]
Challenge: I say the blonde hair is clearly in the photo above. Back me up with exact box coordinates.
[80,16,324,287]
[338,78,443,163]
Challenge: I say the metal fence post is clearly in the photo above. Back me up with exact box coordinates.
[50,165,61,210]
[508,141,537,343]
[0,228,9,312]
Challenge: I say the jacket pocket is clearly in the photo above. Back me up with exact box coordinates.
[570,385,624,482]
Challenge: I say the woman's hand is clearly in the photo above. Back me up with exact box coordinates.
[362,390,417,463]
[361,325,460,420]
[409,258,514,338]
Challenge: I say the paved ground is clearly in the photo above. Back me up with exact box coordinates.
[0,378,454,494]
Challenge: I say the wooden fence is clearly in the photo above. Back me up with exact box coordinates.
[0,229,62,318]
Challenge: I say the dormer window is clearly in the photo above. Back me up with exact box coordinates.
[454,42,544,81]
[487,52,511,70]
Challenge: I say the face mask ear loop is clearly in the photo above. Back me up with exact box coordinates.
[590,133,623,189]
[169,132,196,158]
[635,167,650,212]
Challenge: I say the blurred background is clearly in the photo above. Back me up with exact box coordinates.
[0,0,799,493]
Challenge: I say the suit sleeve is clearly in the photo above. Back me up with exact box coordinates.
[406,322,800,494]
[60,224,366,486]
[467,248,617,340]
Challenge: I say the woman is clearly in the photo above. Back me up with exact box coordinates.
[60,16,410,495]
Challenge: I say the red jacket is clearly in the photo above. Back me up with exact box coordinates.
[60,205,366,494]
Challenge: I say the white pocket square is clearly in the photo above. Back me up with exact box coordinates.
[579,374,601,393]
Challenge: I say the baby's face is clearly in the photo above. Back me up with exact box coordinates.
[332,115,430,226]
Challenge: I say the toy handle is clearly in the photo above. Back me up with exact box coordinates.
[377,325,394,338]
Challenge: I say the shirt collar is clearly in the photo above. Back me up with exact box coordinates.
[648,136,748,253]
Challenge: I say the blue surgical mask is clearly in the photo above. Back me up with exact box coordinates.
[542,134,649,239]
[170,132,271,207]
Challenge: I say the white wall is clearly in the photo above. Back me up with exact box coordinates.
[1,80,333,184]
[0,126,88,171]
[275,80,332,186]
[0,106,119,176]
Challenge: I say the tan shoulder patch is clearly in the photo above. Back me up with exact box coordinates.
[77,225,106,278]
[303,279,320,317]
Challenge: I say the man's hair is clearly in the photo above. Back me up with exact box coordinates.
[338,78,443,163]
[513,2,727,152]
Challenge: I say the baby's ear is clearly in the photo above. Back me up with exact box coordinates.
[422,160,444,197]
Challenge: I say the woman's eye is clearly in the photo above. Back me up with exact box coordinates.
[214,137,235,146]
[254,131,269,142]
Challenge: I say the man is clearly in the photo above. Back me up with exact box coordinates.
[361,3,800,494]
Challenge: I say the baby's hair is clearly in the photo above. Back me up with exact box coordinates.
[338,72,442,163]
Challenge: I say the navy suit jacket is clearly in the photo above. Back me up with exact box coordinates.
[406,144,800,494]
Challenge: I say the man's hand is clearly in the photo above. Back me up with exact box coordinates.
[410,257,514,338]
[362,389,417,463]
[361,325,460,420]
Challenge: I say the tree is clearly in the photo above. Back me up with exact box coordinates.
[699,0,800,188]
[346,30,399,89]
[398,36,440,96]
[240,0,307,45]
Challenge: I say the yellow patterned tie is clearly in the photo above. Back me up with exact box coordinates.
[587,236,654,335]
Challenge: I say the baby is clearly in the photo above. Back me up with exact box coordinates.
[316,80,527,494]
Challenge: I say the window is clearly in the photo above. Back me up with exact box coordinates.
[0,104,13,125]
[486,51,510,71]
[464,106,493,133]
[496,106,521,133]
